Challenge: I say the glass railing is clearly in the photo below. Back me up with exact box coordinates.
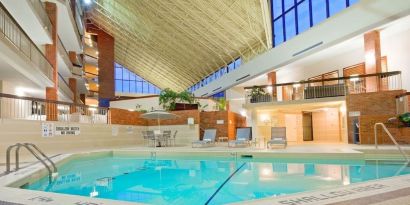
[0,3,54,82]
[58,73,74,100]
[57,36,74,73]
[245,71,402,104]
[28,0,53,38]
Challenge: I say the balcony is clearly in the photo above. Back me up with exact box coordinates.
[57,36,74,76]
[0,4,53,82]
[244,71,402,105]
[58,73,74,101]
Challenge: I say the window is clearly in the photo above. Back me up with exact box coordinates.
[114,63,161,95]
[272,0,353,47]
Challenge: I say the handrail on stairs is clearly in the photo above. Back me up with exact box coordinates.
[374,122,410,162]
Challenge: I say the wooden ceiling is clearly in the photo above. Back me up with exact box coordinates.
[86,0,271,91]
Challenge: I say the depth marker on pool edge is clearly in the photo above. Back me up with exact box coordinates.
[204,163,246,205]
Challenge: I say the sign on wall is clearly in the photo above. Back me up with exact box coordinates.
[55,126,80,136]
[41,123,54,138]
[112,126,119,136]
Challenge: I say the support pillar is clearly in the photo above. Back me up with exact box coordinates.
[95,30,114,107]
[69,78,77,113]
[267,71,277,98]
[364,30,382,92]
[45,2,58,121]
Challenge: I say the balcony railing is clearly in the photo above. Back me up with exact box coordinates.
[28,0,53,38]
[57,36,74,73]
[58,73,74,100]
[0,93,110,124]
[0,3,53,82]
[245,71,402,104]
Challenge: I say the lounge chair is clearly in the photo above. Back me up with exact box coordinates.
[192,129,217,148]
[228,127,252,148]
[267,127,287,148]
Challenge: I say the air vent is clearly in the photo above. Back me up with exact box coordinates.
[292,41,323,57]
[236,74,251,82]
[212,87,222,92]
[201,93,209,97]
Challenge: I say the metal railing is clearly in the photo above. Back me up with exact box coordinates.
[374,123,409,162]
[0,3,54,82]
[28,0,53,38]
[0,93,110,124]
[6,143,58,183]
[245,71,402,104]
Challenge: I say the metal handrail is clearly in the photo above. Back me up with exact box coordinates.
[374,122,410,162]
[6,143,57,183]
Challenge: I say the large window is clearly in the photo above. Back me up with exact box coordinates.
[115,63,161,95]
[272,0,358,47]
[187,57,242,93]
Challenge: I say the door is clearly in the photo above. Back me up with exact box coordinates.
[285,114,298,142]
[302,112,313,141]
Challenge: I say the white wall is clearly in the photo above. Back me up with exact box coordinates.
[381,26,410,91]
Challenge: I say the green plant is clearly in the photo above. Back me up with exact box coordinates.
[248,86,266,102]
[398,112,410,127]
[159,88,178,111]
[159,88,197,111]
[178,90,195,104]
[217,98,227,111]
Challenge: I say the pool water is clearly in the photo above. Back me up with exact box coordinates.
[24,156,410,205]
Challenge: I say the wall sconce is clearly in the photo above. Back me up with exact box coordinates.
[266,86,273,93]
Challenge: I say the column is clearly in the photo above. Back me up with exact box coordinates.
[69,78,77,113]
[267,71,277,98]
[364,30,382,92]
[96,30,115,107]
[45,2,58,121]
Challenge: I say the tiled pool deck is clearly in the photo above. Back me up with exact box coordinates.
[0,144,409,205]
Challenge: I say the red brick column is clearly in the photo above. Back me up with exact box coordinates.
[96,30,115,107]
[267,71,277,97]
[45,2,58,121]
[69,78,77,113]
[364,30,382,92]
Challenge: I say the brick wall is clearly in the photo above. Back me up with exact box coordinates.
[96,30,115,102]
[346,90,406,144]
[110,108,147,126]
[199,111,246,140]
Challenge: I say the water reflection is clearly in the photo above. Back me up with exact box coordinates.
[25,157,410,205]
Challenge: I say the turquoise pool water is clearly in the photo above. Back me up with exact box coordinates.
[24,155,410,205]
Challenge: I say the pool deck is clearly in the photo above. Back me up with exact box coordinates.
[0,144,410,205]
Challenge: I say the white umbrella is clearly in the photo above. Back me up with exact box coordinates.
[140,110,179,131]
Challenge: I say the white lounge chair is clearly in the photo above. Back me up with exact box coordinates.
[267,127,287,148]
[192,129,217,148]
[228,127,252,148]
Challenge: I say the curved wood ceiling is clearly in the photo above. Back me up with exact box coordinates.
[86,0,271,91]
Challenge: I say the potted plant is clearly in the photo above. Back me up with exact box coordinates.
[249,86,266,103]
[398,112,410,127]
[217,98,227,111]
[159,88,178,111]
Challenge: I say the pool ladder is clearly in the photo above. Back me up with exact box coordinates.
[5,143,58,183]
[374,123,410,163]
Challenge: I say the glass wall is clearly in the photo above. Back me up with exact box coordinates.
[272,0,359,47]
[115,63,161,95]
[188,58,241,93]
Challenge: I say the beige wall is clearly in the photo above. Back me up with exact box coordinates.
[312,108,341,142]
[0,119,199,163]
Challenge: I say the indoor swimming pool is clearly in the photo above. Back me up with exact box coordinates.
[22,155,410,205]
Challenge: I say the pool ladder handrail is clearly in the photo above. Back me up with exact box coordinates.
[374,122,410,162]
[5,143,58,182]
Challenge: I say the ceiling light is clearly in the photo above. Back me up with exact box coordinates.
[84,0,92,5]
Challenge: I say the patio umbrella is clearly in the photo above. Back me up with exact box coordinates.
[140,110,179,131]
